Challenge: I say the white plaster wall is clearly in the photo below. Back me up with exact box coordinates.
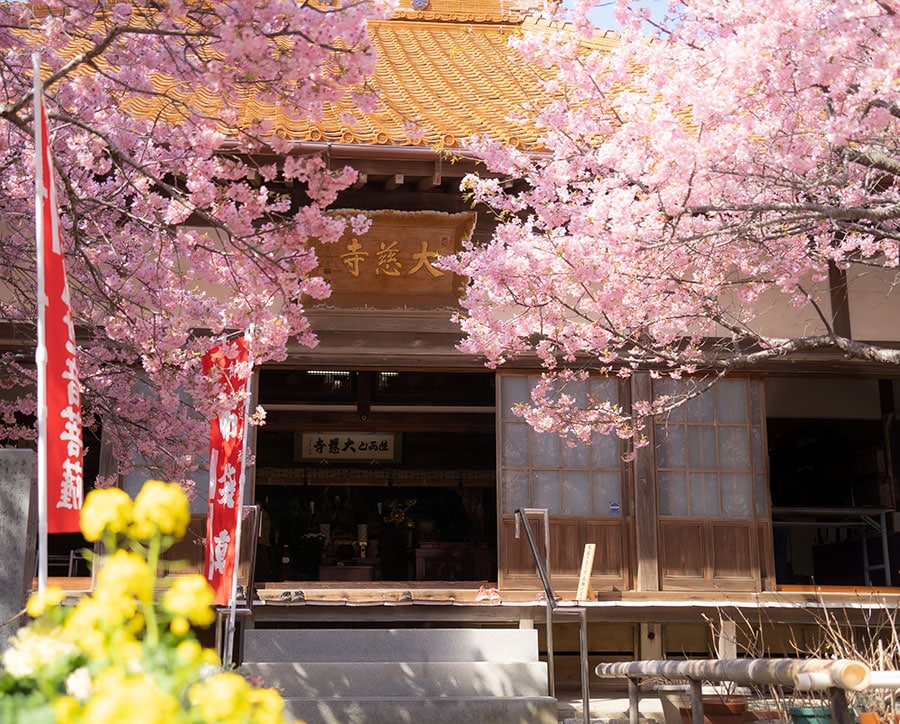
[847,265,900,342]
[741,284,832,339]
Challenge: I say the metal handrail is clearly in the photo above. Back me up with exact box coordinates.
[515,508,590,724]
[514,508,555,606]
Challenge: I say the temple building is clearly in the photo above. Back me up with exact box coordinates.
[31,0,900,691]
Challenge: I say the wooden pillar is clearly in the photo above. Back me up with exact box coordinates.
[828,687,854,724]
[633,373,660,591]
[628,678,641,724]
[640,622,663,659]
[879,380,897,511]
[246,369,260,503]
[828,263,852,338]
[716,619,737,659]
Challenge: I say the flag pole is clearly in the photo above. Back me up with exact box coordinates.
[33,53,49,597]
[224,327,254,667]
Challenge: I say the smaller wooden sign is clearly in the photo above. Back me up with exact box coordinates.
[295,432,400,462]
[575,543,596,601]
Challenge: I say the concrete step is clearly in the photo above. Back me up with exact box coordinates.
[243,627,541,664]
[281,694,560,724]
[242,627,555,723]
[241,660,550,698]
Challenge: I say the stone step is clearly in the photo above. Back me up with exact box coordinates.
[280,694,560,724]
[241,660,550,698]
[242,627,540,664]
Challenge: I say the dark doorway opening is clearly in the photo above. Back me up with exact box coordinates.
[768,417,893,586]
[253,369,497,584]
[254,482,496,583]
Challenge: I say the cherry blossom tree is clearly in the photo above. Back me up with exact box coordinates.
[0,0,392,484]
[447,0,900,446]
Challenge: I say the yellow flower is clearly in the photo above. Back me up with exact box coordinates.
[202,647,222,667]
[125,610,146,636]
[90,585,139,623]
[4,477,293,724]
[52,696,82,724]
[175,639,203,664]
[177,637,221,667]
[80,487,134,542]
[118,636,143,664]
[130,479,190,540]
[25,585,65,618]
[62,597,121,660]
[189,671,252,723]
[248,687,287,723]
[84,671,179,724]
[95,549,155,603]
[170,616,190,636]
[162,574,215,627]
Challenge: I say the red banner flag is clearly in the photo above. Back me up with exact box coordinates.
[203,336,251,605]
[34,59,83,534]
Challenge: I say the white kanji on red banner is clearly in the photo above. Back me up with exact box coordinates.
[34,62,83,534]
[202,336,250,605]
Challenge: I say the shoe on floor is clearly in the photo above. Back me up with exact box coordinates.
[279,591,291,601]
[292,590,305,602]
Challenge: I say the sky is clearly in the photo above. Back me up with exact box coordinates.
[586,1,623,29]
[577,0,672,30]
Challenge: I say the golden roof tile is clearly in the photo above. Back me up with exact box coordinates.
[39,1,620,152]
[227,9,560,150]
[273,2,620,150]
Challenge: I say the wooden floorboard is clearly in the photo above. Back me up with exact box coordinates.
[35,578,900,627]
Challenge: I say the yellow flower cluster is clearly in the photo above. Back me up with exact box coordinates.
[1,480,293,724]
[190,671,287,723]
[132,479,192,540]
[164,574,217,634]
[80,479,190,543]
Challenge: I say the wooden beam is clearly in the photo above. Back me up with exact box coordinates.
[264,410,496,433]
[352,172,368,189]
[416,172,441,191]
[385,174,404,190]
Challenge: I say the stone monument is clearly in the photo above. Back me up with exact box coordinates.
[0,449,37,652]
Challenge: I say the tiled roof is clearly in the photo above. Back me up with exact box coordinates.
[60,0,620,151]
[225,0,615,151]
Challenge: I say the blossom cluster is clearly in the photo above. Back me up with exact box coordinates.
[0,0,395,483]
[446,0,900,436]
[0,480,292,723]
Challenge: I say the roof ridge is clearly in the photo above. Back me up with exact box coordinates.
[390,0,532,24]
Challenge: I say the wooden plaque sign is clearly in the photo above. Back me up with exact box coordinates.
[310,209,477,309]
[295,431,400,462]
[575,543,596,602]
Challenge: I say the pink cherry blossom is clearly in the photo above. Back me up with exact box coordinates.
[450,0,900,439]
[0,0,394,480]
